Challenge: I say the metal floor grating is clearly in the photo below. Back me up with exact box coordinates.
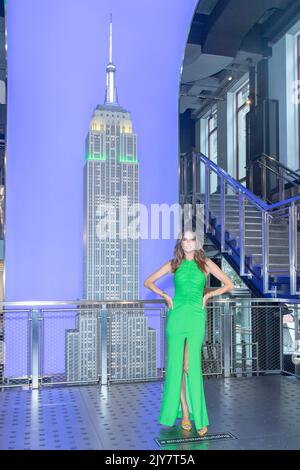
[0,375,300,450]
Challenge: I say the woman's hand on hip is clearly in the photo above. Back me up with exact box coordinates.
[202,293,211,309]
[162,293,173,310]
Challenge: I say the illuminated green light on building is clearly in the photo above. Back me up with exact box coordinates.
[86,153,106,161]
[119,155,138,163]
[85,152,137,163]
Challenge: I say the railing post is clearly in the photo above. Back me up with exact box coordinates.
[205,161,211,233]
[239,191,246,276]
[192,152,196,215]
[179,154,182,204]
[184,154,188,200]
[279,304,283,373]
[262,162,267,201]
[101,304,108,385]
[262,210,270,294]
[289,202,298,295]
[279,166,284,201]
[220,176,225,252]
[223,301,231,378]
[295,306,300,376]
[31,308,39,390]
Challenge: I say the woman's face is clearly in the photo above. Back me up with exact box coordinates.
[181,231,197,255]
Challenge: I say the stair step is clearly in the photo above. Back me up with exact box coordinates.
[212,215,264,223]
[253,262,296,267]
[209,207,261,214]
[212,215,262,220]
[223,224,289,232]
[230,232,293,238]
[251,253,298,258]
[210,210,261,215]
[215,221,269,226]
[251,249,298,256]
[201,194,240,198]
[244,240,294,246]
[210,206,260,211]
[251,254,299,259]
[246,241,292,244]
[211,209,261,213]
[269,270,293,274]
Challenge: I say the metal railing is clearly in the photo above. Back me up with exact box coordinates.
[0,300,167,389]
[247,152,300,204]
[0,297,299,389]
[180,151,300,296]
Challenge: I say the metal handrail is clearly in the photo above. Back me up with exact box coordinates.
[247,152,300,181]
[2,297,300,306]
[1,297,299,388]
[249,161,300,188]
[180,151,300,211]
[180,151,300,296]
[196,152,300,212]
[246,152,300,203]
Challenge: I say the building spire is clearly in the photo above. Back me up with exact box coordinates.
[105,13,118,105]
[109,13,113,63]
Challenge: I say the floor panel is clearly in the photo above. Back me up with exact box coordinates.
[0,374,299,450]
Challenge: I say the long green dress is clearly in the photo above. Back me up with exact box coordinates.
[158,258,209,430]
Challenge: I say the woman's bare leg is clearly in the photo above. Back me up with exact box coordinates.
[180,339,189,420]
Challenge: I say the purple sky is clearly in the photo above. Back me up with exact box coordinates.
[5,0,198,301]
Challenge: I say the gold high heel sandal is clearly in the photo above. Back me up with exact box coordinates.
[197,426,208,437]
[181,419,192,431]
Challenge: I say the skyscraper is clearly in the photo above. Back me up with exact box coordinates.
[66,16,157,383]
[83,15,139,301]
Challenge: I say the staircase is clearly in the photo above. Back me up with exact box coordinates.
[208,193,300,297]
[180,151,300,299]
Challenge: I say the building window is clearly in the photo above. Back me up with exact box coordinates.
[236,81,250,182]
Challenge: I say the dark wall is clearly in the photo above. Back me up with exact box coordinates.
[180,109,195,154]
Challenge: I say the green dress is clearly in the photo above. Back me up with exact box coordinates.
[158,258,209,430]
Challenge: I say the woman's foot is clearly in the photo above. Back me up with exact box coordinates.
[196,425,208,437]
[181,417,192,431]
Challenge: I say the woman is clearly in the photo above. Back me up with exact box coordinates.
[144,230,234,437]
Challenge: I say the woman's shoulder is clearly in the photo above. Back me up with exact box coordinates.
[203,256,211,274]
[168,259,175,274]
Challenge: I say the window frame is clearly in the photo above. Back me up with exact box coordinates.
[235,81,250,181]
[208,109,217,162]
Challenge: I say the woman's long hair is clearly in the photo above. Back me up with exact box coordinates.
[170,231,208,274]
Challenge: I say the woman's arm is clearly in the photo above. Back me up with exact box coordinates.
[204,259,234,300]
[144,260,172,299]
[204,287,219,296]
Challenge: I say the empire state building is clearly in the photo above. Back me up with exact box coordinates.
[66,18,157,383]
[83,16,139,301]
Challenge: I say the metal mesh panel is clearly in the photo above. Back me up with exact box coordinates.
[230,302,282,376]
[107,302,164,384]
[0,299,300,388]
[203,304,223,376]
[281,304,300,377]
[1,309,30,387]
[41,306,100,386]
